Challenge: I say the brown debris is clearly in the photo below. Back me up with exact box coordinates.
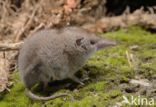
[64,0,77,14]
[0,42,23,51]
[0,52,9,92]
[83,9,156,32]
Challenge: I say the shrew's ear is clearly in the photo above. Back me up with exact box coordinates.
[76,37,84,46]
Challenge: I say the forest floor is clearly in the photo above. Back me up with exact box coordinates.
[0,26,156,107]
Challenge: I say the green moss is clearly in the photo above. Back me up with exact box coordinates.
[83,81,106,92]
[48,90,121,107]
[1,26,156,107]
[0,72,30,107]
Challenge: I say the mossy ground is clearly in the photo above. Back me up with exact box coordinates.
[0,26,156,107]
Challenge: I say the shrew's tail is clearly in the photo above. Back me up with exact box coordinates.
[25,89,73,101]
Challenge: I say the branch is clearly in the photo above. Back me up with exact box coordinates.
[14,3,40,42]
[0,42,23,51]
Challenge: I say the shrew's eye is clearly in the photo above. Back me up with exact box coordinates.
[76,37,84,46]
[90,40,96,45]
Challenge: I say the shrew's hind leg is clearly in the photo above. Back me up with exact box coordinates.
[69,75,85,85]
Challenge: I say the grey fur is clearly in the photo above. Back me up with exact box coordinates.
[18,27,116,101]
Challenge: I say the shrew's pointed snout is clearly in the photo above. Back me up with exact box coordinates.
[96,39,117,50]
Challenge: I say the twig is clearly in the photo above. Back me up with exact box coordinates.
[125,50,137,70]
[0,42,23,51]
[28,23,45,37]
[126,50,133,68]
[14,3,40,42]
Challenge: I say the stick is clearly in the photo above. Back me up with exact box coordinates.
[14,3,40,42]
[0,42,23,51]
[126,50,133,68]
